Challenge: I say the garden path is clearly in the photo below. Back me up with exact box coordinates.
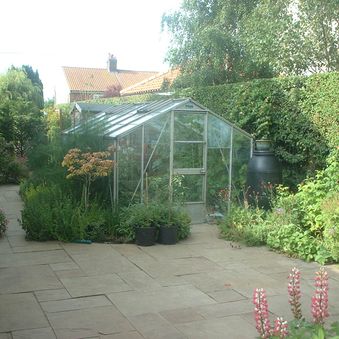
[0,185,339,339]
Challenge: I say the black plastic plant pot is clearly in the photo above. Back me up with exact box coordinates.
[135,226,157,246]
[158,225,177,245]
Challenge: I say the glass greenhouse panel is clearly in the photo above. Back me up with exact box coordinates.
[174,113,204,141]
[172,174,204,203]
[206,147,230,212]
[117,127,142,205]
[143,115,171,203]
[174,142,204,169]
[206,114,233,212]
[232,129,252,203]
[207,114,231,148]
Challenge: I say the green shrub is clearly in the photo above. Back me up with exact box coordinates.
[21,184,80,241]
[84,209,120,243]
[321,193,339,261]
[170,207,191,240]
[219,148,338,264]
[266,224,320,261]
[218,205,268,246]
[0,209,8,238]
[21,184,118,242]
[0,137,28,184]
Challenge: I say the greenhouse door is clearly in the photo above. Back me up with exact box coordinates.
[171,111,207,223]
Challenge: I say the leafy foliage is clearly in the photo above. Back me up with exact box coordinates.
[0,208,8,238]
[21,184,118,242]
[218,205,268,246]
[0,67,45,156]
[0,136,28,184]
[163,0,273,87]
[163,0,339,86]
[219,148,339,263]
[62,147,115,210]
[243,0,339,75]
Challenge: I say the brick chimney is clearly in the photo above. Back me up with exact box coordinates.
[107,53,117,72]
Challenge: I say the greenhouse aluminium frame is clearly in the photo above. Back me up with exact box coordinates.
[64,98,253,221]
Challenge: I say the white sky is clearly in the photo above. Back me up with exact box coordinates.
[0,0,181,100]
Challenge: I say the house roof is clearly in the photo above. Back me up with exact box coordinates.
[120,69,180,96]
[63,67,158,92]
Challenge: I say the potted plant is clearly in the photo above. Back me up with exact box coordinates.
[121,204,157,246]
[135,225,157,246]
[156,204,191,245]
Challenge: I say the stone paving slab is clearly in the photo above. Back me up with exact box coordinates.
[195,298,254,319]
[207,288,247,303]
[47,306,135,339]
[7,234,62,252]
[69,253,137,276]
[107,285,216,317]
[175,315,257,339]
[54,269,88,279]
[60,273,132,297]
[117,270,162,290]
[41,295,112,313]
[0,293,49,332]
[0,333,12,339]
[12,327,56,339]
[49,262,81,271]
[35,289,71,302]
[0,250,71,268]
[159,308,205,324]
[0,238,11,254]
[127,313,186,339]
[0,265,63,294]
[100,332,144,339]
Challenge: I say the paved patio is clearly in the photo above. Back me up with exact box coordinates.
[0,185,338,339]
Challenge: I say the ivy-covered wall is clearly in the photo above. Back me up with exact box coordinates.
[177,72,339,187]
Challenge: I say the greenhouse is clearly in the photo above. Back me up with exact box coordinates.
[64,98,253,222]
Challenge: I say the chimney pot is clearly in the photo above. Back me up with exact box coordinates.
[107,53,117,72]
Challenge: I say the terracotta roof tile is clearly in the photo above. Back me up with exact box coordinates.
[120,69,180,96]
[63,67,158,92]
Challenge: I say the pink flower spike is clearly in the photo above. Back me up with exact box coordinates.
[288,267,302,320]
[311,267,329,325]
[273,316,289,338]
[253,288,272,338]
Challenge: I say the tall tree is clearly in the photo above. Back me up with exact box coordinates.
[298,0,339,73]
[163,0,339,86]
[0,68,45,155]
[21,65,44,109]
[242,0,339,75]
[162,0,273,87]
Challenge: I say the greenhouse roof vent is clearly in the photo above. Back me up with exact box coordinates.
[137,108,150,114]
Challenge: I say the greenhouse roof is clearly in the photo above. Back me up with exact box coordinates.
[63,98,252,139]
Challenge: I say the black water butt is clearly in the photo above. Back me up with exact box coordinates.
[246,140,282,209]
